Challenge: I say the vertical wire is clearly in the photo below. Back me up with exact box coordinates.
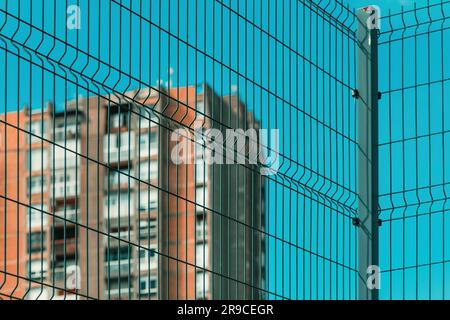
[136,0,142,301]
[74,0,80,300]
[14,0,21,299]
[401,5,406,300]
[296,0,300,300]
[106,0,112,300]
[426,1,433,300]
[316,5,321,299]
[127,0,132,301]
[26,0,33,300]
[328,4,332,300]
[0,0,7,298]
[302,1,306,300]
[236,0,240,299]
[185,0,189,301]
[288,0,293,301]
[321,3,326,300]
[414,4,419,300]
[387,9,393,300]
[218,0,224,300]
[440,0,447,300]
[193,0,198,300]
[203,0,207,301]
[243,0,247,300]
[50,0,57,300]
[86,0,91,299]
[96,0,101,300]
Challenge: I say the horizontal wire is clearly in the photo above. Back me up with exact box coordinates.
[0,270,96,300]
[382,206,449,223]
[379,181,450,198]
[108,0,357,102]
[0,7,359,197]
[0,193,358,298]
[378,129,450,147]
[0,35,359,214]
[379,195,450,212]
[379,0,450,21]
[0,118,356,267]
[380,259,450,274]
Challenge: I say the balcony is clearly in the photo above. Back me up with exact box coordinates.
[53,153,78,169]
[53,209,78,224]
[105,148,135,164]
[105,259,134,277]
[103,133,135,164]
[52,181,78,199]
[52,265,78,283]
[54,127,78,143]
[53,238,77,257]
[105,287,135,299]
[104,230,134,247]
[196,224,207,242]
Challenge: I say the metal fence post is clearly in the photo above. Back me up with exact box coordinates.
[356,6,379,300]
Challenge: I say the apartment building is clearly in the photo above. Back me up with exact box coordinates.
[0,84,265,300]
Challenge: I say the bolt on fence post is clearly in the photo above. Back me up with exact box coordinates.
[356,6,380,300]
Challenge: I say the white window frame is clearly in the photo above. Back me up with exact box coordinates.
[27,120,46,143]
[27,148,48,172]
[26,204,48,228]
[28,259,48,280]
[103,191,135,219]
[196,243,209,269]
[196,271,210,299]
[27,175,46,195]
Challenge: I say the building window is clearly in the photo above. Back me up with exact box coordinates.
[27,175,46,196]
[108,167,134,187]
[105,246,131,262]
[196,213,207,243]
[196,271,209,299]
[194,140,206,161]
[195,161,206,185]
[26,120,46,143]
[139,219,157,241]
[53,140,79,169]
[109,112,129,129]
[103,132,135,162]
[26,148,48,172]
[54,123,78,142]
[27,259,47,281]
[196,101,205,115]
[27,232,46,253]
[137,107,159,129]
[138,189,158,212]
[139,132,158,156]
[52,169,78,198]
[139,160,158,181]
[103,191,134,219]
[195,187,208,209]
[139,245,157,271]
[139,276,158,296]
[26,204,48,228]
[196,243,208,269]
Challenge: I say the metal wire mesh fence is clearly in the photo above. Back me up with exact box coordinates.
[377,1,450,299]
[0,0,448,301]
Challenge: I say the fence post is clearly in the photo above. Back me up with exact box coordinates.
[356,6,380,300]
